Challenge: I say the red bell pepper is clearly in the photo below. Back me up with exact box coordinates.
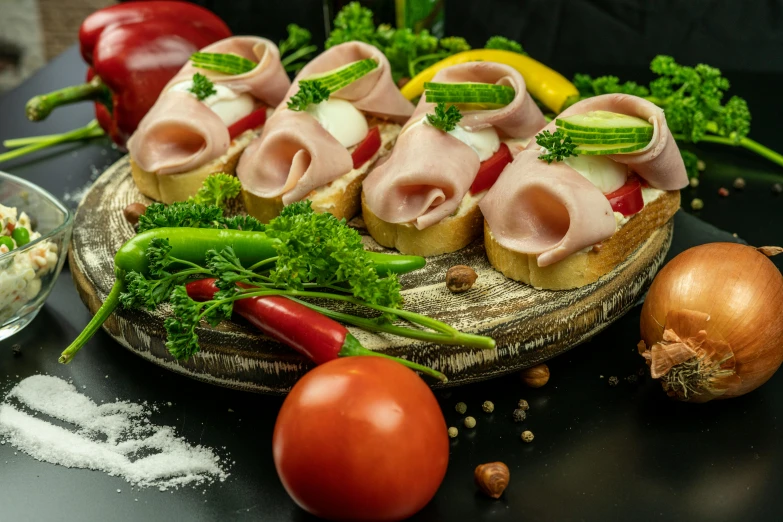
[24,2,231,148]
[185,278,446,381]
[228,107,268,140]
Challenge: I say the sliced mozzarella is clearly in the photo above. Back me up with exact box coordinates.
[306,98,369,148]
[168,81,255,127]
[564,155,627,194]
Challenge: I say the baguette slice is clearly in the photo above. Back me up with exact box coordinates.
[242,121,400,223]
[362,191,484,257]
[485,189,680,290]
[130,129,258,204]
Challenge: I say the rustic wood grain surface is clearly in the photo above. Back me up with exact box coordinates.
[69,156,673,393]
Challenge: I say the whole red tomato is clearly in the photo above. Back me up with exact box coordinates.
[273,357,449,521]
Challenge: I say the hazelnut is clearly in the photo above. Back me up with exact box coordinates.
[123,202,147,226]
[521,430,534,443]
[520,363,550,388]
[448,427,459,438]
[481,401,494,413]
[446,265,477,293]
[463,416,476,429]
[474,462,509,499]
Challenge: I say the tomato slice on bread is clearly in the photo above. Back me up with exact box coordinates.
[606,176,644,216]
[470,142,513,194]
[228,107,267,140]
[351,126,382,169]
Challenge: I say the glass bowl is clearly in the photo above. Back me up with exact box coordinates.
[0,171,72,341]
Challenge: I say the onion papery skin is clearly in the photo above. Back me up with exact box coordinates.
[640,242,783,401]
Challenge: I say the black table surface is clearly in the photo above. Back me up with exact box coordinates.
[0,47,782,522]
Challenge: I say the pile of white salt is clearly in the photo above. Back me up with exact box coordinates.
[0,375,229,490]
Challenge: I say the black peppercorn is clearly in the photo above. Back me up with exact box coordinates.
[512,409,527,422]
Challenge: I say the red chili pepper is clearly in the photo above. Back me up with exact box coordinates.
[351,127,382,169]
[228,107,268,140]
[606,176,644,216]
[25,2,231,147]
[470,142,513,194]
[185,279,446,380]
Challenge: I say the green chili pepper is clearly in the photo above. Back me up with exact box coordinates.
[60,228,426,364]
[0,236,14,251]
[11,227,30,247]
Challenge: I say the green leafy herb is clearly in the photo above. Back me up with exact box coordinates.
[188,73,216,101]
[327,2,532,83]
[137,202,265,233]
[191,53,257,76]
[287,80,331,111]
[192,172,242,207]
[571,55,783,171]
[536,130,577,163]
[484,36,526,55]
[279,23,318,73]
[426,102,462,132]
[681,150,700,180]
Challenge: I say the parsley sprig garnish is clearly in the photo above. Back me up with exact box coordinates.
[287,80,331,111]
[569,55,783,174]
[426,102,462,132]
[535,130,577,164]
[188,73,216,101]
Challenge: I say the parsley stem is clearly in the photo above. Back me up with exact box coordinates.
[281,45,317,68]
[673,134,783,169]
[287,297,479,348]
[248,257,278,272]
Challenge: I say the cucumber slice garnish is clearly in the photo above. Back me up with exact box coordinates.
[191,52,257,76]
[556,110,652,133]
[304,58,379,93]
[573,142,649,155]
[424,82,515,108]
[560,129,653,141]
[568,136,650,145]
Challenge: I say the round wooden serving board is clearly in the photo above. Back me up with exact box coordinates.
[69,156,673,394]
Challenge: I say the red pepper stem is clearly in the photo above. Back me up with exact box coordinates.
[338,333,448,383]
[26,75,111,121]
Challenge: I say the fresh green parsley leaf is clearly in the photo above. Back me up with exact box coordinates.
[287,80,330,111]
[137,202,264,233]
[279,23,312,55]
[192,173,242,208]
[536,130,577,164]
[264,201,403,311]
[439,36,471,54]
[485,36,526,55]
[680,150,699,180]
[325,1,377,48]
[189,73,216,101]
[164,286,203,360]
[426,102,462,132]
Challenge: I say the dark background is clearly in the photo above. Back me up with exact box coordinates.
[1,1,783,521]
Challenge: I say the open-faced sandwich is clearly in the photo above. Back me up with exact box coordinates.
[361,62,546,257]
[237,42,415,223]
[127,36,290,203]
[481,93,689,290]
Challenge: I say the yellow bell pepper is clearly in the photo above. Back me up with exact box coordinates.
[400,49,578,113]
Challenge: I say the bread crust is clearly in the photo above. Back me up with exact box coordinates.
[485,190,681,290]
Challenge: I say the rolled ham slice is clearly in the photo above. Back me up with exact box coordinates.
[531,94,688,190]
[128,36,290,175]
[237,42,415,204]
[280,41,414,124]
[127,92,230,175]
[362,123,480,229]
[167,36,290,107]
[480,149,617,267]
[407,62,546,139]
[237,110,353,204]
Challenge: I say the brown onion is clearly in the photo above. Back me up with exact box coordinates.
[638,243,783,402]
